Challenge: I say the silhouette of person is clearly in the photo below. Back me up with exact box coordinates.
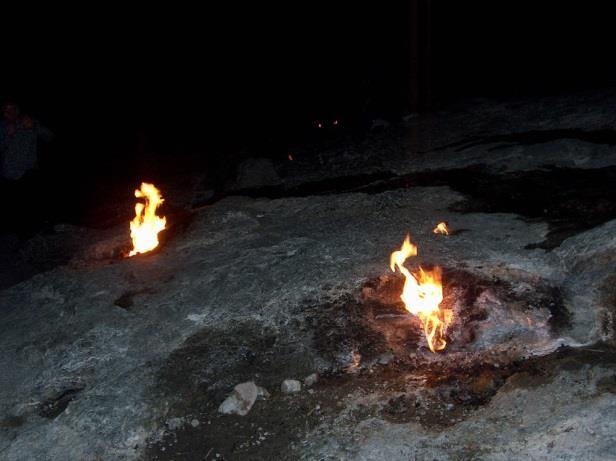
[0,102,53,181]
[0,102,54,235]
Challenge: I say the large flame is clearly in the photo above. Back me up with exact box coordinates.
[128,182,167,257]
[390,235,452,352]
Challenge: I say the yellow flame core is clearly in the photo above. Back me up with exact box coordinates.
[433,222,449,235]
[390,235,452,352]
[129,183,167,257]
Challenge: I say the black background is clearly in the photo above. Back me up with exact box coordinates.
[2,2,616,201]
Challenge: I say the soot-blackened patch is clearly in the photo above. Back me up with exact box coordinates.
[155,323,294,403]
[0,415,25,428]
[307,271,490,365]
[147,322,320,460]
[376,344,616,427]
[113,287,156,310]
[38,387,83,419]
[306,289,411,369]
[535,285,570,333]
[600,274,616,343]
[308,269,568,370]
[114,291,136,309]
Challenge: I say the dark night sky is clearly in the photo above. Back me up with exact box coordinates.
[3,2,616,174]
[433,3,616,98]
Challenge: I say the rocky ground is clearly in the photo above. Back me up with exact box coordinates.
[1,90,616,460]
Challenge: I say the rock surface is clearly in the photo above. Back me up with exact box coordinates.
[233,157,282,190]
[1,92,616,460]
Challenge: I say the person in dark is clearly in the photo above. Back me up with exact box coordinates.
[0,101,54,235]
[0,102,53,180]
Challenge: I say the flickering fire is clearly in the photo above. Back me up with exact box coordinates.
[128,182,167,257]
[390,235,452,352]
[433,222,449,235]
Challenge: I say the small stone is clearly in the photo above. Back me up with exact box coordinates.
[304,373,318,387]
[166,417,184,431]
[281,379,302,394]
[257,386,270,399]
[446,403,455,411]
[190,419,200,427]
[377,352,394,365]
[218,381,259,416]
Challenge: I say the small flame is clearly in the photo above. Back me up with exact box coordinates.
[390,235,452,352]
[129,182,167,257]
[346,349,361,373]
[288,154,294,161]
[433,222,449,235]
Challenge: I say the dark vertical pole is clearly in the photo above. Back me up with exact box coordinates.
[421,0,432,109]
[409,0,432,112]
[409,0,420,112]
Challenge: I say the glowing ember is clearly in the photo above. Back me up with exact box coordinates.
[390,235,452,352]
[128,182,167,257]
[433,222,449,235]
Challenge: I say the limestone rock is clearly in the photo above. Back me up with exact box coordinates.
[218,381,259,416]
[233,158,281,190]
[304,373,318,387]
[281,379,302,394]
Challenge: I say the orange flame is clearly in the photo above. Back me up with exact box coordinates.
[433,222,449,235]
[128,182,167,257]
[390,235,452,352]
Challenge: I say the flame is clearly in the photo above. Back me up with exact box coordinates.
[390,235,452,352]
[128,182,167,257]
[433,222,449,235]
